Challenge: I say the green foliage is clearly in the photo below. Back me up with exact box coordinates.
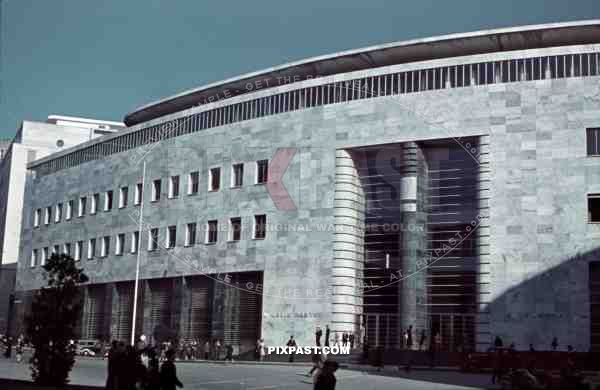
[25,254,88,386]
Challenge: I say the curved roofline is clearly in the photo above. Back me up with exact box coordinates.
[124,19,600,126]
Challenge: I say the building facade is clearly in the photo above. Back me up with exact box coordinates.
[0,116,123,334]
[14,20,600,353]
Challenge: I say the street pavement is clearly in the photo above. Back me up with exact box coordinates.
[0,356,492,389]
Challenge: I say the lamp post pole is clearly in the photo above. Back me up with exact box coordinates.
[131,161,146,346]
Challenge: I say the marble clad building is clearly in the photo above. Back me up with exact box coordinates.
[13,20,600,353]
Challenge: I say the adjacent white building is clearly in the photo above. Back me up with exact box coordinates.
[0,116,124,266]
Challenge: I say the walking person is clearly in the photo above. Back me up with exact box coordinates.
[407,325,413,350]
[214,339,221,360]
[225,344,234,363]
[287,335,297,363]
[308,348,323,377]
[315,327,322,347]
[314,360,339,390]
[258,339,266,361]
[105,340,118,390]
[160,349,184,390]
[333,332,339,347]
[551,337,558,351]
[15,340,23,363]
[342,332,348,347]
[419,329,426,351]
[146,349,161,390]
[494,335,503,350]
[349,333,355,350]
[325,325,331,347]
[203,340,210,360]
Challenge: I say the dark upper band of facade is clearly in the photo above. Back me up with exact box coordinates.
[124,20,600,126]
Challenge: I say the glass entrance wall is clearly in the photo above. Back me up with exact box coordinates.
[424,138,480,352]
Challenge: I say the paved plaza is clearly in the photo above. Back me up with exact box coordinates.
[0,357,493,389]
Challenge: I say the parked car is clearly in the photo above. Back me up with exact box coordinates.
[76,340,101,357]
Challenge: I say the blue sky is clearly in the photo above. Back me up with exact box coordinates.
[0,0,598,138]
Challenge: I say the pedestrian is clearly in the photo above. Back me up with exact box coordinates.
[287,335,297,363]
[325,325,330,347]
[225,344,234,363]
[407,325,413,350]
[419,329,426,351]
[333,332,339,347]
[160,349,184,390]
[551,337,558,351]
[214,339,221,360]
[349,333,355,350]
[15,339,23,363]
[314,360,339,390]
[146,348,161,390]
[258,339,266,361]
[105,340,118,390]
[308,348,322,377]
[494,335,503,350]
[435,331,442,351]
[529,343,535,352]
[315,326,322,347]
[119,345,142,390]
[3,336,11,358]
[203,340,210,360]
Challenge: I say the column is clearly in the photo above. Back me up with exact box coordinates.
[332,149,365,335]
[475,135,491,351]
[399,142,428,334]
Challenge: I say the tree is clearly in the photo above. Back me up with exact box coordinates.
[25,253,88,386]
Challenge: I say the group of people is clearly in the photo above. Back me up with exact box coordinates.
[314,325,357,348]
[105,340,183,390]
[2,334,27,362]
[147,338,234,362]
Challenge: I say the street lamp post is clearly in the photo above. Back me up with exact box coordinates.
[130,161,146,346]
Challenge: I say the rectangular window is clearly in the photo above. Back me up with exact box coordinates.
[101,236,110,257]
[152,179,161,201]
[148,228,159,251]
[63,243,71,256]
[206,220,218,244]
[254,214,266,239]
[79,197,87,217]
[589,194,600,223]
[587,128,600,156]
[230,217,241,241]
[44,207,51,225]
[91,193,99,214]
[209,167,221,191]
[88,238,96,259]
[66,200,73,220]
[31,249,38,267]
[134,183,143,205]
[131,231,139,253]
[42,247,48,265]
[104,190,113,211]
[169,176,180,198]
[34,208,41,227]
[256,160,268,184]
[116,233,125,255]
[55,203,62,223]
[185,223,197,246]
[75,241,82,261]
[166,225,177,248]
[188,171,199,195]
[231,163,244,188]
[119,187,128,208]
